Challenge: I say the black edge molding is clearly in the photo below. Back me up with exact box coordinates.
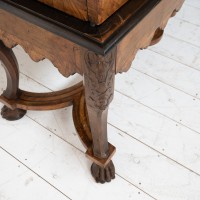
[0,0,160,55]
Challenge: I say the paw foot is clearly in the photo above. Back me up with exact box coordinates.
[91,160,115,184]
[1,105,26,121]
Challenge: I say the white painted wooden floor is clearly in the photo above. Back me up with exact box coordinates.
[0,0,200,199]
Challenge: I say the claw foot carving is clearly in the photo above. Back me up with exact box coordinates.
[91,160,115,183]
[1,105,27,121]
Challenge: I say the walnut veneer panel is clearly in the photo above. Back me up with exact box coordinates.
[87,0,129,25]
[38,0,129,25]
[38,0,88,21]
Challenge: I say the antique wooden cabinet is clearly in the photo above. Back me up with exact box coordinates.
[0,0,185,183]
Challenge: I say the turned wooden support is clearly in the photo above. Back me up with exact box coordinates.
[83,49,116,159]
[0,41,26,121]
[83,49,116,183]
[0,41,19,99]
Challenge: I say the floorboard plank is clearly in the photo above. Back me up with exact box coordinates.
[166,17,200,48]
[150,35,200,71]
[175,4,200,26]
[134,49,200,99]
[0,148,70,200]
[185,0,200,9]
[115,68,200,134]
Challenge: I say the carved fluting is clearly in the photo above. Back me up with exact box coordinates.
[84,51,115,111]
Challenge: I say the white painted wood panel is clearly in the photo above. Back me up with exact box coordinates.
[133,49,200,98]
[185,0,200,9]
[0,149,70,200]
[150,35,200,71]
[166,17,200,47]
[176,4,200,26]
[112,87,200,174]
[115,69,200,133]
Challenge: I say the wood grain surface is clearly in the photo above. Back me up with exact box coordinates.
[38,0,128,25]
[38,0,88,21]
[0,9,86,77]
[86,0,128,25]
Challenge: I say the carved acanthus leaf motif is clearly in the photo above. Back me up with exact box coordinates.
[84,50,115,111]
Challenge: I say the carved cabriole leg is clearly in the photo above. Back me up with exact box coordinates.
[83,49,116,183]
[0,41,26,120]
